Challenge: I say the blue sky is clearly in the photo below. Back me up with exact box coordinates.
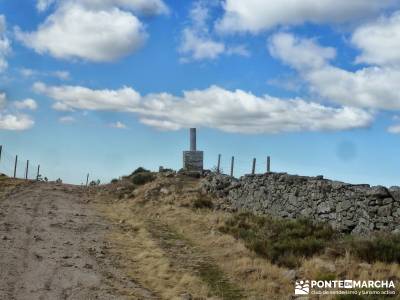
[1,0,400,186]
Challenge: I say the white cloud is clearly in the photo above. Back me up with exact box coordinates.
[36,0,55,12]
[0,114,34,130]
[52,102,74,111]
[179,1,249,61]
[216,0,398,33]
[33,82,141,111]
[0,93,35,130]
[34,82,373,134]
[0,15,11,73]
[180,28,225,61]
[352,11,400,66]
[109,121,127,129]
[59,116,76,123]
[37,0,168,15]
[269,32,400,110]
[20,68,37,77]
[20,68,70,80]
[78,0,169,15]
[0,92,6,108]
[267,75,304,92]
[226,44,250,57]
[305,66,400,110]
[52,70,70,80]
[388,124,400,134]
[269,33,336,70]
[14,99,38,110]
[16,2,147,62]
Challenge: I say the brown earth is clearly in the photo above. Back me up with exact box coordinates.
[1,173,399,300]
[0,177,157,300]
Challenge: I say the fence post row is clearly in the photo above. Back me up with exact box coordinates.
[230,156,234,177]
[0,147,41,180]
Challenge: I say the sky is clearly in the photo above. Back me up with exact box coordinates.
[1,0,400,186]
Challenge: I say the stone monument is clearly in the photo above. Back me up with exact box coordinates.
[183,128,203,172]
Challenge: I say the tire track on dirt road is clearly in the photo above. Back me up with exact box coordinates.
[0,180,158,300]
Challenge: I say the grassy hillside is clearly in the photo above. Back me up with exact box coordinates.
[91,169,400,299]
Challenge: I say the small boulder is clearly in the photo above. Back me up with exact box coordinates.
[160,188,170,195]
[180,293,193,300]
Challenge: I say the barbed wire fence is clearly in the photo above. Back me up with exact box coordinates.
[212,153,272,178]
[0,144,134,186]
[0,143,273,184]
[0,145,43,181]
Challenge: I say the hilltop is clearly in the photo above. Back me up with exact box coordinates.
[0,170,399,299]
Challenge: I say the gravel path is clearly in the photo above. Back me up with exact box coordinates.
[0,180,157,300]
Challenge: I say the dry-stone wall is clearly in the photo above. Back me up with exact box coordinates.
[201,173,400,235]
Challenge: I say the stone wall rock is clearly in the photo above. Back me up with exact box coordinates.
[201,173,400,235]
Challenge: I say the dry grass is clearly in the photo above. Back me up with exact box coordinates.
[301,255,400,299]
[93,173,400,300]
[0,176,32,199]
[96,201,214,300]
[95,175,292,299]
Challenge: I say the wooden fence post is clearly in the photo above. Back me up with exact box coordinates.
[25,160,29,179]
[14,155,18,178]
[252,158,256,175]
[217,154,221,174]
[230,156,234,177]
[86,173,90,186]
[36,165,40,180]
[267,156,271,173]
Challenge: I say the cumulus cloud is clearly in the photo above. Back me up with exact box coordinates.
[53,70,70,80]
[216,0,398,33]
[269,33,336,70]
[388,124,400,134]
[37,0,168,14]
[17,2,148,62]
[305,66,400,110]
[352,11,400,66]
[77,0,169,15]
[20,68,70,80]
[20,68,37,77]
[36,0,55,12]
[0,114,34,130]
[0,93,35,130]
[58,116,76,123]
[0,15,11,73]
[180,28,225,61]
[33,82,373,134]
[226,44,250,57]
[179,1,249,61]
[14,99,38,110]
[109,121,127,129]
[269,32,400,110]
[34,82,141,111]
[0,92,6,108]
[267,75,304,93]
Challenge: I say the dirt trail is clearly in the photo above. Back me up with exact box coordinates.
[0,180,157,300]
